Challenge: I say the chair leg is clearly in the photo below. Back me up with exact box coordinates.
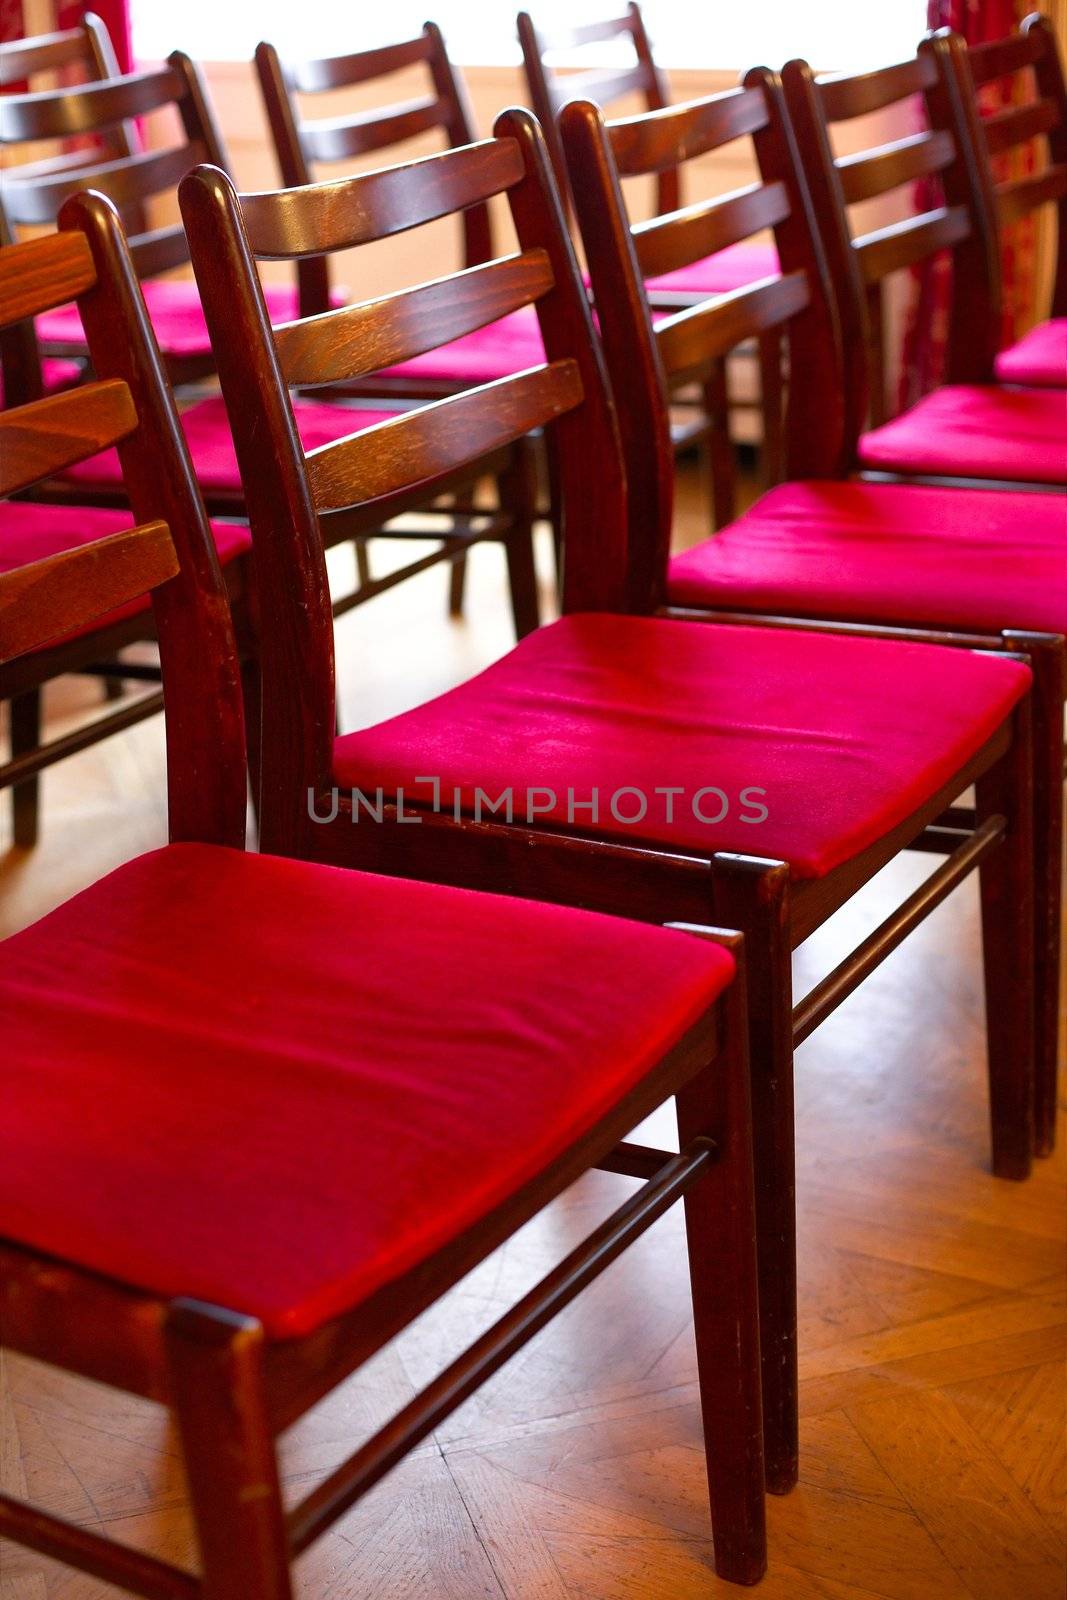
[701,359,736,531]
[713,854,796,1494]
[975,703,1036,1181]
[448,551,468,617]
[355,538,372,592]
[757,331,784,490]
[1008,633,1064,1157]
[499,446,540,641]
[10,689,42,849]
[676,951,767,1585]
[166,1301,293,1600]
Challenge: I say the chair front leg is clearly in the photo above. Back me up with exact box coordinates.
[676,949,767,1585]
[975,701,1037,1181]
[712,854,796,1495]
[166,1301,293,1600]
[1006,632,1065,1157]
[10,687,42,849]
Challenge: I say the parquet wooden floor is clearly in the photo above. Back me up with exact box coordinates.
[2,469,1064,1598]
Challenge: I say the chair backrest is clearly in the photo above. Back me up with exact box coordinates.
[178,109,626,857]
[0,52,228,293]
[561,70,844,612]
[0,11,130,154]
[0,195,246,847]
[518,3,676,219]
[942,12,1067,322]
[255,24,490,318]
[780,41,997,444]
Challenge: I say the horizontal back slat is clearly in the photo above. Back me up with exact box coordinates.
[0,28,88,88]
[631,181,789,280]
[655,270,809,378]
[981,96,1060,155]
[967,30,1042,88]
[240,137,525,258]
[2,141,206,226]
[854,204,970,283]
[128,222,192,279]
[0,524,178,665]
[0,230,95,325]
[608,86,768,177]
[836,128,955,205]
[996,163,1067,226]
[817,55,936,123]
[0,66,184,142]
[300,99,446,164]
[532,14,637,52]
[306,361,582,511]
[275,248,553,386]
[546,62,653,113]
[0,379,138,496]
[285,35,434,94]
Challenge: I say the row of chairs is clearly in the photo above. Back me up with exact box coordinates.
[0,11,1064,1598]
[3,8,1062,850]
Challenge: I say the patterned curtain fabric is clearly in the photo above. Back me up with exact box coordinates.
[898,0,1036,407]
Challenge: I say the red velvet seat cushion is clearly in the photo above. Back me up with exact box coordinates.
[64,395,401,494]
[0,843,733,1338]
[379,305,547,385]
[0,501,249,644]
[333,613,1029,879]
[667,480,1067,635]
[35,278,326,360]
[994,319,1067,388]
[858,384,1067,485]
[643,241,780,300]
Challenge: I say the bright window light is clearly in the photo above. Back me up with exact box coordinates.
[133,1,927,72]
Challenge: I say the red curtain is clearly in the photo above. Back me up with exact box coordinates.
[898,0,1036,408]
[0,3,132,70]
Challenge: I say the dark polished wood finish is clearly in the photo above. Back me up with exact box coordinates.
[182,106,1039,1501]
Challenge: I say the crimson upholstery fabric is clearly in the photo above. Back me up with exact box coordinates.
[380,304,546,384]
[36,279,324,360]
[0,843,734,1337]
[333,614,1030,878]
[858,385,1067,484]
[644,241,780,300]
[994,320,1067,388]
[0,502,250,643]
[65,395,401,494]
[667,480,1067,634]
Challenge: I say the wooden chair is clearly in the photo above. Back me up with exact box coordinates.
[255,23,549,615]
[180,105,1038,1497]
[560,74,1064,1162]
[0,194,767,1596]
[1,55,541,671]
[779,42,1066,488]
[938,11,1066,389]
[517,1,786,512]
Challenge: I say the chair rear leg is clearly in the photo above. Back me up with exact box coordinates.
[499,445,540,640]
[676,953,767,1585]
[10,688,42,849]
[757,331,784,490]
[976,703,1036,1181]
[701,360,736,531]
[166,1301,293,1600]
[714,855,796,1494]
